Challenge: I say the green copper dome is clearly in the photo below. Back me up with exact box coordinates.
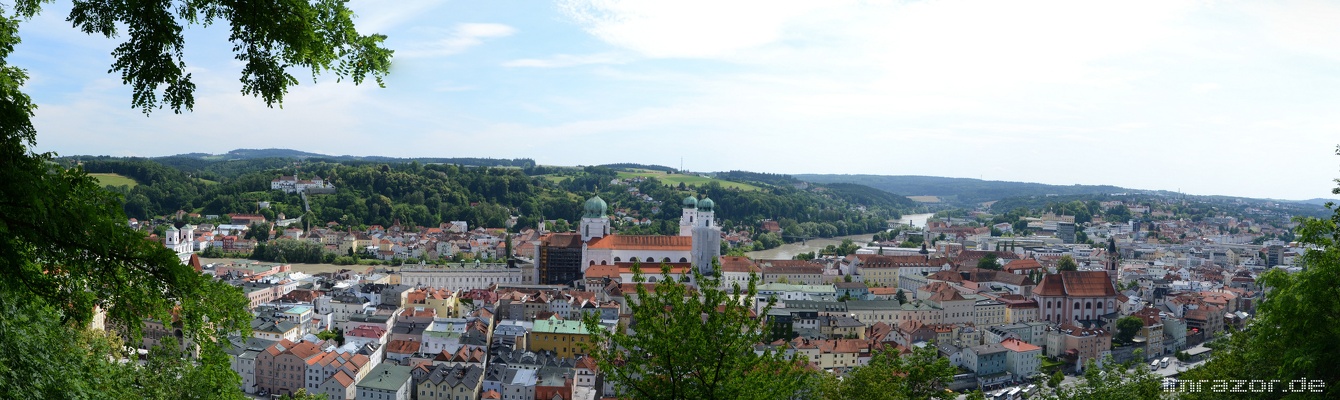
[682,196,698,208]
[583,195,608,218]
[698,197,715,211]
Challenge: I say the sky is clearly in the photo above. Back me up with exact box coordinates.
[15,0,1340,200]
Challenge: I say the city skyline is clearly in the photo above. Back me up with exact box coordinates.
[17,0,1340,200]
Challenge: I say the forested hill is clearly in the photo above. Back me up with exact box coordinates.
[794,174,1127,205]
[163,148,536,168]
[59,157,912,240]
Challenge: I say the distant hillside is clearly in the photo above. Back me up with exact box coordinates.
[163,148,536,168]
[1291,198,1340,206]
[819,182,917,209]
[714,171,800,187]
[599,163,678,173]
[794,174,1126,205]
[167,148,329,160]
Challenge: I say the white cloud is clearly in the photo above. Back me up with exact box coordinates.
[556,0,836,58]
[348,0,445,33]
[503,53,626,68]
[399,23,516,58]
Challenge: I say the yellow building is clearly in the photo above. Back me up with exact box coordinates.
[527,316,596,358]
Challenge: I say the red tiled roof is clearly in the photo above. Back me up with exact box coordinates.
[1003,259,1043,272]
[541,233,583,248]
[584,264,620,280]
[927,270,963,283]
[587,235,692,251]
[1060,271,1118,297]
[719,256,761,273]
[1034,271,1117,297]
[286,341,321,361]
[617,262,693,274]
[928,288,967,302]
[332,370,355,387]
[387,339,421,354]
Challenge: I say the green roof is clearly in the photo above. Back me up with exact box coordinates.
[532,316,594,335]
[358,364,412,391]
[698,197,715,211]
[583,196,608,218]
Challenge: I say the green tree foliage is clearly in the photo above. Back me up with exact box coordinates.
[810,345,957,400]
[977,253,1001,270]
[279,389,330,400]
[0,294,246,399]
[0,0,390,397]
[1179,159,1340,399]
[580,261,812,400]
[245,222,272,242]
[895,289,908,304]
[1105,204,1132,223]
[1057,255,1079,271]
[252,238,334,264]
[1045,357,1164,400]
[1114,316,1144,345]
[755,232,784,250]
[1048,370,1064,389]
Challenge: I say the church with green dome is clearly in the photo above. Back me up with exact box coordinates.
[570,193,722,277]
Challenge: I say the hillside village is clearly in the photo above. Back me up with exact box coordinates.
[127,184,1308,400]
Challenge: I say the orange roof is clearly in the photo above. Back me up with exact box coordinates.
[868,287,897,295]
[584,264,620,280]
[286,341,321,361]
[616,262,693,275]
[400,308,436,318]
[587,235,692,251]
[332,370,355,387]
[1000,338,1041,352]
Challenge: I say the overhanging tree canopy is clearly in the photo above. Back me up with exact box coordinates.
[0,0,392,397]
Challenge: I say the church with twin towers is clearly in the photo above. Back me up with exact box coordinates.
[577,194,722,277]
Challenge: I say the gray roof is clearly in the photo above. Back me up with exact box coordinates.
[419,364,484,389]
[967,343,1008,356]
[490,348,576,368]
[506,368,538,386]
[222,336,277,357]
[359,364,413,391]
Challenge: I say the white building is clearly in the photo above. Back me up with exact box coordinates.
[164,224,195,264]
[399,263,536,291]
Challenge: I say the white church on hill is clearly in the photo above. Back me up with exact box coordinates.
[579,194,722,276]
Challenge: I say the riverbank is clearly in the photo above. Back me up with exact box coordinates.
[744,213,933,260]
[200,257,381,275]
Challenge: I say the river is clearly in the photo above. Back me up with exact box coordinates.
[744,213,934,260]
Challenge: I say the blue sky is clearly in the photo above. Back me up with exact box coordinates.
[16,0,1340,200]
